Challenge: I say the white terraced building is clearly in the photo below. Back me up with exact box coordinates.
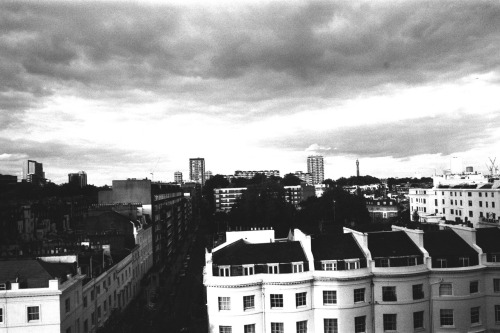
[204,225,500,333]
[409,180,500,227]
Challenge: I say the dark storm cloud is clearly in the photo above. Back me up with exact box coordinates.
[0,1,499,116]
[265,112,500,159]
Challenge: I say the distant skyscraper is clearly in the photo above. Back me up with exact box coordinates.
[189,158,205,185]
[174,171,183,184]
[356,159,360,177]
[307,155,324,184]
[22,160,46,185]
[68,171,87,187]
[205,170,213,181]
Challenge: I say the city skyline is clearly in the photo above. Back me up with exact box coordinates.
[1,1,500,185]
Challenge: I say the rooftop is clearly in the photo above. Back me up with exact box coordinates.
[212,239,307,265]
[423,229,478,257]
[368,231,423,258]
[476,228,500,253]
[311,233,365,261]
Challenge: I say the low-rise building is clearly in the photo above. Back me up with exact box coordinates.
[214,188,247,213]
[234,171,280,179]
[365,198,399,222]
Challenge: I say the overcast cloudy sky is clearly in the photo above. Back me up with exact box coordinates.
[1,0,500,185]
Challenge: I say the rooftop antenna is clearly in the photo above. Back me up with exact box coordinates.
[150,157,161,182]
[486,157,499,176]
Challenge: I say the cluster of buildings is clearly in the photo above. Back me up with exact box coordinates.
[204,223,500,333]
[0,216,153,333]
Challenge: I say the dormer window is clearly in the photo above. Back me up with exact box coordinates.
[243,265,254,276]
[408,257,418,266]
[379,258,390,267]
[321,261,337,271]
[268,264,279,274]
[345,260,360,270]
[459,257,470,267]
[293,262,304,273]
[219,266,230,276]
[436,259,447,268]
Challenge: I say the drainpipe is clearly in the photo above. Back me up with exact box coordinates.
[429,277,443,333]
[262,287,266,333]
[370,278,375,333]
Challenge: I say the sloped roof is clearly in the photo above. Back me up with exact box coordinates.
[368,231,422,258]
[476,228,500,253]
[423,229,478,256]
[0,259,75,286]
[213,239,307,265]
[83,210,134,233]
[311,233,366,260]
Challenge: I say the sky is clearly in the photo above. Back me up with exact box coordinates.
[1,0,500,185]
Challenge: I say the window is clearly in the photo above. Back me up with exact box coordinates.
[479,201,483,207]
[440,309,454,327]
[296,292,306,307]
[471,307,480,324]
[90,290,94,301]
[270,294,283,308]
[382,286,397,301]
[66,327,71,333]
[96,285,100,295]
[323,290,337,305]
[413,311,424,329]
[383,314,397,331]
[104,300,107,313]
[219,326,232,333]
[91,311,95,325]
[243,295,255,310]
[296,321,307,333]
[268,264,279,274]
[380,258,390,267]
[27,306,40,322]
[413,284,424,300]
[97,306,101,320]
[494,279,500,292]
[83,296,88,308]
[354,288,365,303]
[271,322,284,333]
[324,319,338,333]
[84,319,88,333]
[408,257,417,266]
[439,283,452,296]
[469,211,473,217]
[219,266,230,276]
[293,263,304,273]
[436,258,447,268]
[0,308,3,323]
[495,305,500,323]
[65,298,71,313]
[218,297,231,310]
[243,265,254,276]
[468,192,472,196]
[355,316,366,333]
[244,324,255,333]
[0,284,5,290]
[346,260,360,270]
[493,202,496,208]
[459,257,470,267]
[322,261,337,271]
[470,281,479,294]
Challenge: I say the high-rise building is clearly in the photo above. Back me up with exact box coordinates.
[189,158,205,185]
[307,155,324,184]
[174,171,183,184]
[68,171,87,187]
[205,170,213,181]
[22,159,46,185]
